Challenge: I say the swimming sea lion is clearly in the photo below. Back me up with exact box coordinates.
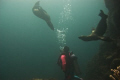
[79,10,113,42]
[32,1,54,30]
[95,10,108,36]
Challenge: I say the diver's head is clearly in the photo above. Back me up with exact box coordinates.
[63,46,69,53]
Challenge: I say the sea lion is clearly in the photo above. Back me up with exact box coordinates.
[79,10,113,42]
[95,10,108,36]
[32,1,54,30]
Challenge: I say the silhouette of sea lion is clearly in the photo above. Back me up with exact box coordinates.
[79,10,113,42]
[32,1,54,30]
[95,10,108,36]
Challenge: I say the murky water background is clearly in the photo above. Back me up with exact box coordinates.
[0,0,108,80]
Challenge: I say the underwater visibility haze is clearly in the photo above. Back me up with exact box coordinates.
[0,0,108,80]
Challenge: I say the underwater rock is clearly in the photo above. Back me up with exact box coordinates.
[85,0,120,80]
[104,0,120,11]
[104,0,120,38]
[110,58,120,69]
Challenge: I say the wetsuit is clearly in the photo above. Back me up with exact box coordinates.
[58,52,77,80]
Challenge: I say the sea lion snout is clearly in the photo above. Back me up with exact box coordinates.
[34,9,39,11]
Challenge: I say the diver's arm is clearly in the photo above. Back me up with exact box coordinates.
[61,55,66,71]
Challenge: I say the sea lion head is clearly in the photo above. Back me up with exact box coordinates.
[35,1,40,6]
[32,1,41,12]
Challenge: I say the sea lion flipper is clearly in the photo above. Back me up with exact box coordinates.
[100,10,103,13]
[78,35,100,41]
[78,35,113,42]
[99,10,107,18]
[99,36,113,42]
[46,21,54,30]
[99,10,104,17]
[78,36,91,41]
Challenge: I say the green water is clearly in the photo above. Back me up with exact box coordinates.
[0,0,108,80]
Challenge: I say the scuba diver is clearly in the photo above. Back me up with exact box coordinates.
[57,46,83,80]
[78,10,113,42]
[32,1,54,30]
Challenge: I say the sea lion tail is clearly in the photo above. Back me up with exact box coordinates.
[99,10,107,18]
[46,21,54,30]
